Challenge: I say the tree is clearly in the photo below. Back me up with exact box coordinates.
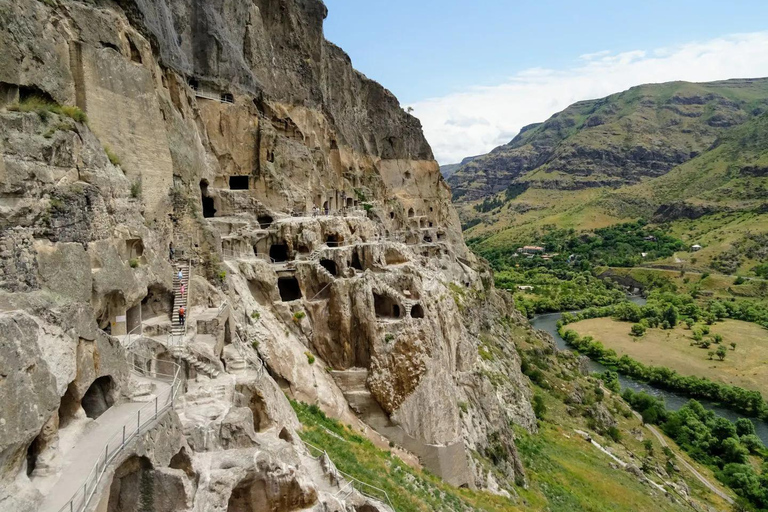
[708,351,715,360]
[685,318,695,329]
[713,334,723,344]
[731,342,737,351]
[717,345,727,361]
[643,439,654,455]
[662,304,678,327]
[630,323,646,337]
[693,329,704,342]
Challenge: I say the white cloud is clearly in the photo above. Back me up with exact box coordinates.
[412,32,768,164]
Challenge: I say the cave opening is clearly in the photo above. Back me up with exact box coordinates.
[81,376,116,420]
[346,197,353,208]
[200,180,216,218]
[269,243,289,262]
[373,293,401,319]
[277,277,302,302]
[58,382,80,428]
[257,215,273,228]
[221,92,234,104]
[229,175,249,190]
[325,234,342,247]
[320,259,338,276]
[26,432,44,476]
[128,38,142,63]
[350,252,363,271]
[407,207,414,218]
[411,304,425,319]
[106,456,155,512]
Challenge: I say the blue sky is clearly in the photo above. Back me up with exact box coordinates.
[324,1,768,163]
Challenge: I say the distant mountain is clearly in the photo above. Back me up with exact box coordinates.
[449,78,768,275]
[449,78,768,202]
[441,155,480,179]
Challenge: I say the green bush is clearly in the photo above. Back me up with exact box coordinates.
[305,351,315,365]
[293,311,306,323]
[251,311,261,320]
[532,394,547,419]
[104,146,121,166]
[8,96,87,123]
[129,258,139,268]
[630,323,646,337]
[130,180,141,198]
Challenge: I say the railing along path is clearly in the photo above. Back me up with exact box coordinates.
[57,353,182,512]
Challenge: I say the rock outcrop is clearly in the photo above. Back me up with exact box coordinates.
[0,0,534,510]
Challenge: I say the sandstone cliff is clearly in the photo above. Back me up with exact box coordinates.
[0,1,534,511]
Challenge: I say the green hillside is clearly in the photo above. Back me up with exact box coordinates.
[452,79,768,276]
[449,78,768,202]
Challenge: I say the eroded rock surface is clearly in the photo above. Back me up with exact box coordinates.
[0,0,535,509]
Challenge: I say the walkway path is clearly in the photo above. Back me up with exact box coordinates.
[39,378,172,512]
[635,411,734,505]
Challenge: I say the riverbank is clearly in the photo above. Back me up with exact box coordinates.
[530,307,768,446]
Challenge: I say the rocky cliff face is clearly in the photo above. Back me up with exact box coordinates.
[0,1,533,511]
[449,78,768,202]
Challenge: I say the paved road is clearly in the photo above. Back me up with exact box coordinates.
[39,380,171,512]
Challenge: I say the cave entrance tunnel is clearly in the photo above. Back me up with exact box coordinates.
[106,455,154,512]
[277,277,302,302]
[269,243,290,263]
[322,200,329,213]
[126,238,144,261]
[373,293,401,319]
[200,180,216,218]
[26,429,45,476]
[410,303,425,319]
[407,207,415,218]
[325,233,342,247]
[229,175,250,190]
[58,382,81,429]
[320,259,338,277]
[350,251,363,271]
[257,214,273,229]
[82,376,117,420]
[346,197,353,208]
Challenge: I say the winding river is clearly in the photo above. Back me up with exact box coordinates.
[531,297,768,445]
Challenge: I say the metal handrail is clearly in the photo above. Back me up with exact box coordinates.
[57,353,182,512]
[232,331,265,380]
[301,440,396,511]
[309,282,333,302]
[122,323,143,350]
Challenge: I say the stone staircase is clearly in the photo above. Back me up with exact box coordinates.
[171,262,190,339]
[171,345,222,378]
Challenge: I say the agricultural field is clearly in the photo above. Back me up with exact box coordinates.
[568,318,768,397]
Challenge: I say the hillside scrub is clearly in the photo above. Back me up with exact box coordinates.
[623,391,768,509]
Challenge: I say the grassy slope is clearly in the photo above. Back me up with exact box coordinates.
[291,320,734,511]
[462,112,768,274]
[568,318,768,396]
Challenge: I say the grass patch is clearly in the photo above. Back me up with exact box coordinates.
[291,400,519,511]
[568,317,768,398]
[8,96,87,123]
[104,145,121,166]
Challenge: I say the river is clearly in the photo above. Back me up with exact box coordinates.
[531,297,768,445]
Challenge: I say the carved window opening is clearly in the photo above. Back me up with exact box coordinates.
[200,180,216,218]
[374,293,401,319]
[229,176,249,190]
[269,243,289,262]
[320,259,338,276]
[277,277,302,302]
[411,304,425,319]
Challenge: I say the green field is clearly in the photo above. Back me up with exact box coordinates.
[569,318,768,397]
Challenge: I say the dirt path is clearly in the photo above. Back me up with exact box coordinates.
[633,411,734,505]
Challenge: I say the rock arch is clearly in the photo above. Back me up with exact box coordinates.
[81,375,116,420]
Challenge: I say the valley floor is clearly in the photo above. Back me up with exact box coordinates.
[569,318,768,397]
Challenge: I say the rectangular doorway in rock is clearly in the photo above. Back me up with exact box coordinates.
[229,175,249,190]
[373,293,401,319]
[269,243,290,262]
[277,277,302,302]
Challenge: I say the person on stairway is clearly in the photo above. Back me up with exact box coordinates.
[180,283,185,299]
[178,269,183,281]
[179,306,185,326]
